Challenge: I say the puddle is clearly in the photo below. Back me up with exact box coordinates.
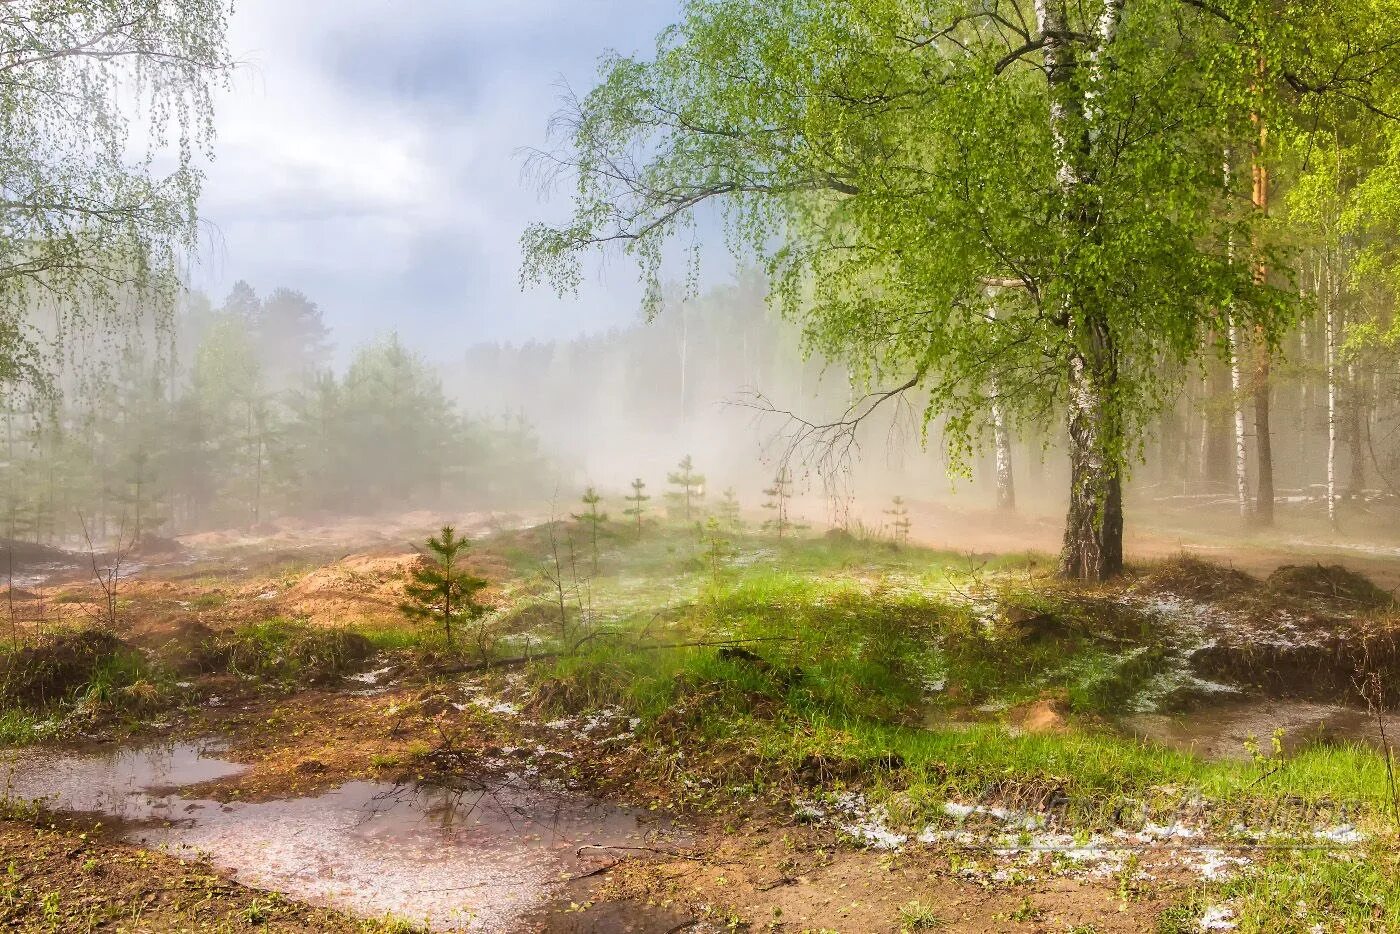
[2,740,681,931]
[1123,699,1400,761]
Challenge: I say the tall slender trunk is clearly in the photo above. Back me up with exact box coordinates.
[1325,257,1339,529]
[1040,0,1126,580]
[992,401,1015,512]
[1198,371,1211,490]
[1298,308,1310,484]
[1347,361,1365,497]
[1225,153,1250,521]
[1228,318,1251,520]
[988,303,1015,511]
[1252,103,1275,525]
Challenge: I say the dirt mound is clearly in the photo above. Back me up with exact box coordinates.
[279,550,426,624]
[1191,623,1400,707]
[1266,564,1393,607]
[0,539,74,567]
[132,534,183,557]
[0,628,124,704]
[197,625,375,683]
[1008,692,1071,733]
[1135,555,1257,601]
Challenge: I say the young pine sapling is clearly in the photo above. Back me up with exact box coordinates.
[624,478,650,539]
[717,487,743,533]
[399,525,489,649]
[885,495,912,548]
[761,467,795,539]
[665,454,705,523]
[702,516,737,595]
[571,485,607,575]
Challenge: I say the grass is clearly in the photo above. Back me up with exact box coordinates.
[519,526,1400,827]
[504,524,1400,930]
[1,520,1396,931]
[200,618,377,684]
[898,898,944,929]
[1220,842,1400,932]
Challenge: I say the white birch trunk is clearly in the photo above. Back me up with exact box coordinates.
[1042,0,1128,579]
[1325,258,1338,529]
[986,300,1015,512]
[1223,154,1250,521]
[1228,319,1250,520]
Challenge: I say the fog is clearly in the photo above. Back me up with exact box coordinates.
[7,257,1396,559]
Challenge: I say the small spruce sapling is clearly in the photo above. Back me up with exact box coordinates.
[885,496,912,547]
[665,455,705,523]
[624,478,650,538]
[702,516,736,594]
[761,467,795,539]
[571,486,607,574]
[400,525,488,648]
[717,487,743,533]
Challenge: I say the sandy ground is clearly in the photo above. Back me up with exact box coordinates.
[0,504,1395,932]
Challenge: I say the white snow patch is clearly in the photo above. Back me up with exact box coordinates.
[1199,905,1237,930]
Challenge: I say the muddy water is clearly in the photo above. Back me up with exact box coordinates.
[1,740,679,931]
[1124,699,1400,761]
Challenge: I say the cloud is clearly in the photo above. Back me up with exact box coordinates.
[192,0,692,363]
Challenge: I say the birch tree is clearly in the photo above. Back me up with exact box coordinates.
[0,1,233,393]
[524,0,1398,580]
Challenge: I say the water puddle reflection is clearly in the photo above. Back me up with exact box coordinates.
[2,740,676,931]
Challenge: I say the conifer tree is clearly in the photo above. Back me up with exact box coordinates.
[761,468,794,539]
[885,496,911,547]
[665,455,705,522]
[571,486,607,574]
[624,478,650,538]
[702,516,736,589]
[717,487,743,533]
[399,526,488,648]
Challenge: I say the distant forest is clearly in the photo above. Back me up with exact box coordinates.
[0,283,550,544]
[452,270,1400,524]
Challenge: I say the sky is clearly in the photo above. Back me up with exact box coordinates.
[192,0,705,363]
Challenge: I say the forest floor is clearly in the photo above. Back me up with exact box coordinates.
[0,505,1398,932]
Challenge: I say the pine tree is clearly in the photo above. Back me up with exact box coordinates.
[717,487,743,532]
[571,485,607,574]
[665,454,705,522]
[761,467,794,539]
[702,516,736,589]
[399,525,489,647]
[624,478,650,538]
[885,495,912,547]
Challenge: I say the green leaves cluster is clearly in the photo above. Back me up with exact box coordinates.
[523,0,1399,476]
[0,1,234,396]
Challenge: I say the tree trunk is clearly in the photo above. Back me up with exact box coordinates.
[1325,261,1339,529]
[1040,0,1126,580]
[992,399,1015,512]
[1060,323,1124,580]
[987,302,1015,512]
[1253,358,1274,523]
[1228,318,1251,521]
[1251,110,1275,525]
[1348,361,1366,497]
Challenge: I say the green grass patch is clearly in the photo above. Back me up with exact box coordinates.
[521,527,1400,830]
[199,618,375,684]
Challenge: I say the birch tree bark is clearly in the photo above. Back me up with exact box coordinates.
[1252,109,1276,525]
[1228,317,1252,520]
[1046,0,1126,579]
[1325,256,1339,529]
[987,301,1016,512]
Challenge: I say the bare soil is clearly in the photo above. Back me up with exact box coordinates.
[3,506,1399,931]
